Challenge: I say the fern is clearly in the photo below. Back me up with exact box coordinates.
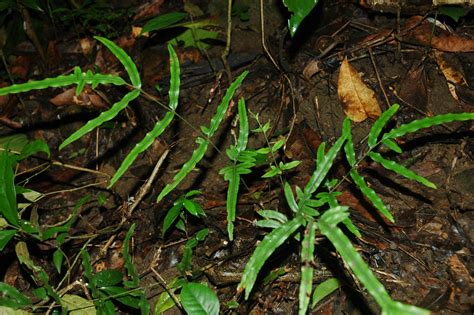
[157,71,248,202]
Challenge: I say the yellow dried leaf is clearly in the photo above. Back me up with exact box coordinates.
[434,51,468,102]
[338,57,381,122]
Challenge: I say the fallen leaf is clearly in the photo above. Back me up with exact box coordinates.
[50,87,108,109]
[303,59,322,79]
[399,63,428,110]
[133,0,165,22]
[434,51,469,102]
[405,16,474,52]
[337,57,381,122]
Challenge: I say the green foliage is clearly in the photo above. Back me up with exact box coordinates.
[142,12,188,33]
[177,229,208,273]
[162,190,205,236]
[181,283,219,315]
[236,108,472,314]
[157,71,248,202]
[311,278,341,309]
[282,0,320,36]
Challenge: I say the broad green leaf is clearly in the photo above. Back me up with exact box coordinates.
[183,199,204,217]
[0,229,16,251]
[299,220,316,315]
[311,278,341,308]
[61,294,96,315]
[181,283,219,315]
[368,152,436,189]
[368,104,399,149]
[18,139,50,160]
[142,12,188,33]
[168,28,218,50]
[0,151,18,227]
[0,134,28,153]
[0,70,126,96]
[60,89,140,150]
[383,112,474,140]
[0,306,31,314]
[0,282,31,309]
[94,269,123,288]
[282,0,320,36]
[94,36,141,88]
[162,203,183,236]
[154,290,178,314]
[350,169,394,222]
[238,216,304,299]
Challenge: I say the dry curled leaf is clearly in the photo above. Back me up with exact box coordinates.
[337,57,381,122]
[434,51,468,102]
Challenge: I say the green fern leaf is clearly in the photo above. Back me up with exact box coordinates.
[368,152,436,188]
[238,216,304,299]
[94,36,141,88]
[299,220,317,315]
[108,45,180,187]
[60,89,140,150]
[349,169,394,222]
[383,112,474,140]
[382,138,402,153]
[368,104,399,148]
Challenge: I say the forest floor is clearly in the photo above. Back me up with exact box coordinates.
[0,0,473,314]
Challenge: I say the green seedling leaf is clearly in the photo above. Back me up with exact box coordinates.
[282,0,320,36]
[60,89,140,150]
[18,139,50,160]
[368,152,436,189]
[142,12,188,33]
[0,134,28,154]
[238,216,304,299]
[94,269,123,288]
[109,44,180,187]
[280,160,301,170]
[183,199,205,217]
[61,294,96,315]
[169,28,218,50]
[255,219,282,229]
[262,267,287,285]
[299,220,316,315]
[162,203,184,236]
[382,138,402,153]
[0,69,126,96]
[0,282,31,309]
[101,286,141,309]
[350,169,394,222]
[123,224,140,288]
[311,278,341,308]
[53,249,64,274]
[154,290,178,314]
[262,165,282,178]
[257,210,288,223]
[181,283,219,315]
[368,104,399,149]
[94,36,141,88]
[383,112,474,140]
[0,229,16,251]
[0,151,18,227]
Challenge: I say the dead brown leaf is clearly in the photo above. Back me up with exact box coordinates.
[337,57,381,122]
[399,63,428,111]
[50,87,108,109]
[405,16,474,52]
[133,0,165,22]
[434,51,469,102]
